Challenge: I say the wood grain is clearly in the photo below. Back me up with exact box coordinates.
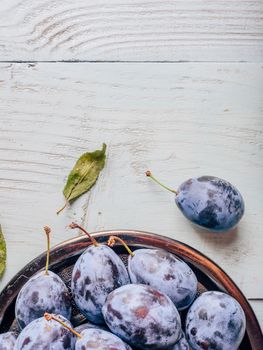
[0,0,262,62]
[250,300,263,329]
[0,63,262,308]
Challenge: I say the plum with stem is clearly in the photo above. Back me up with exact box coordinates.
[15,226,71,329]
[70,223,130,324]
[108,236,197,310]
[146,171,244,232]
[14,314,75,349]
[45,313,132,350]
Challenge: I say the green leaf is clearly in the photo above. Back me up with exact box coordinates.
[0,225,6,279]
[57,143,107,214]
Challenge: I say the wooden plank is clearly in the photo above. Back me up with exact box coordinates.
[0,0,262,62]
[249,300,263,330]
[0,63,262,307]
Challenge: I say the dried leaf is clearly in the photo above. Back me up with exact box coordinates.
[57,143,107,214]
[0,225,6,279]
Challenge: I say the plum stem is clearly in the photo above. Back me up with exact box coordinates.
[108,236,135,257]
[44,313,82,338]
[69,222,99,247]
[145,170,178,195]
[44,226,51,275]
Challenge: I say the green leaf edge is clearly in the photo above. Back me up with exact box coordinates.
[0,225,6,279]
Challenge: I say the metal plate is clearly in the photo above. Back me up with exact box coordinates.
[0,230,262,349]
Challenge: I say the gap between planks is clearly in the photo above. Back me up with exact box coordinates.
[0,60,258,63]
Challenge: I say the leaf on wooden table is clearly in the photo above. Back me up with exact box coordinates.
[57,143,107,214]
[0,225,6,279]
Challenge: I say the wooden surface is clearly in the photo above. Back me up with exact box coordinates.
[0,0,263,61]
[0,0,262,331]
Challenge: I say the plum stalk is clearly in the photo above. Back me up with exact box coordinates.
[69,222,99,247]
[146,170,178,195]
[44,226,51,276]
[108,236,135,257]
[44,313,82,338]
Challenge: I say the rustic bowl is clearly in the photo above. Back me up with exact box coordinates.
[0,230,262,349]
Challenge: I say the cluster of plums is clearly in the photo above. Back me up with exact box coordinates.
[0,223,246,350]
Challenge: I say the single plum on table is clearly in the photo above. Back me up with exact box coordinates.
[108,236,197,310]
[70,223,130,324]
[102,284,181,349]
[146,171,244,232]
[14,314,76,349]
[0,332,17,350]
[186,291,246,350]
[15,227,71,329]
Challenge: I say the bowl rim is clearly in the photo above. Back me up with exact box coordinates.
[0,229,262,348]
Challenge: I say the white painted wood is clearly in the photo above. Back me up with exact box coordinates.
[0,0,263,62]
[0,62,262,326]
[250,301,263,330]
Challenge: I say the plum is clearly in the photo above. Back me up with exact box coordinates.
[108,237,197,310]
[15,270,71,329]
[146,171,244,232]
[15,227,71,329]
[75,328,133,350]
[102,284,181,349]
[0,332,17,350]
[128,248,197,310]
[186,291,246,350]
[70,223,130,324]
[45,314,132,350]
[176,176,244,232]
[14,314,76,349]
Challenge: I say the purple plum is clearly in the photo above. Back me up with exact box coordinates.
[14,314,75,349]
[70,223,130,324]
[102,284,181,349]
[186,291,246,350]
[15,226,71,329]
[146,172,244,232]
[15,270,71,329]
[71,244,130,324]
[127,247,197,310]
